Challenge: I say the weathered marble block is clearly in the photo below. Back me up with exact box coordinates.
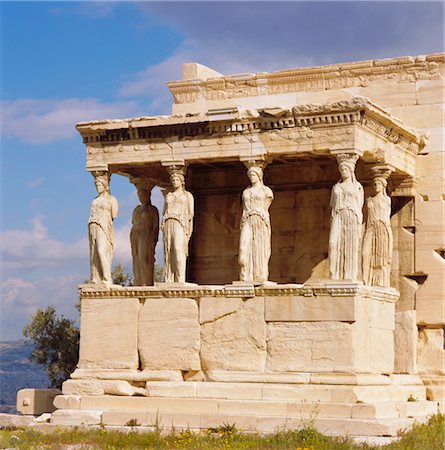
[200,296,267,371]
[394,311,417,374]
[265,296,357,322]
[417,327,445,375]
[138,298,201,371]
[78,298,139,369]
[267,321,356,372]
[265,293,396,374]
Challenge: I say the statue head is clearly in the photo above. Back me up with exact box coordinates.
[170,171,185,189]
[373,176,387,194]
[336,154,358,181]
[93,172,110,194]
[247,166,263,184]
[137,188,150,205]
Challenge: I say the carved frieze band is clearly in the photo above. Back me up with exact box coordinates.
[79,284,399,303]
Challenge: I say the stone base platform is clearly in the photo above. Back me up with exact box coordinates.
[59,283,439,437]
[52,375,438,437]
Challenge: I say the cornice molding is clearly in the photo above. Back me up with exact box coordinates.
[76,98,426,156]
[79,282,399,303]
[167,54,444,104]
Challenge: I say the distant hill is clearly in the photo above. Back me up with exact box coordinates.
[0,340,50,413]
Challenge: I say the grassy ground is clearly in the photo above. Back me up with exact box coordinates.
[0,414,443,450]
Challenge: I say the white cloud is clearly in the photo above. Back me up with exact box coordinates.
[0,275,81,341]
[1,98,139,145]
[26,177,45,190]
[1,278,35,309]
[0,216,88,274]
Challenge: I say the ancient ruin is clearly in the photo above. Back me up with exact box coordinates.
[35,53,444,438]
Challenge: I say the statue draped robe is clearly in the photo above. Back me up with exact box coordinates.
[362,194,392,287]
[130,203,159,286]
[329,180,364,281]
[239,184,274,282]
[88,193,118,284]
[162,190,194,283]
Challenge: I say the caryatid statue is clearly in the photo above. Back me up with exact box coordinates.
[161,167,194,283]
[239,162,274,283]
[88,171,119,284]
[130,182,159,286]
[362,167,393,287]
[329,154,364,282]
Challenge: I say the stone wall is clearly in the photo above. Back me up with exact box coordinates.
[76,285,397,378]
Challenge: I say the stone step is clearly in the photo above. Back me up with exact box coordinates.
[144,381,428,403]
[54,395,438,419]
[51,408,431,437]
[63,379,428,403]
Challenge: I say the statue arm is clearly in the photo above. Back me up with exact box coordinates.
[265,186,274,207]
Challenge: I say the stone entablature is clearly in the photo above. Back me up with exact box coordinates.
[167,54,444,106]
[77,98,425,178]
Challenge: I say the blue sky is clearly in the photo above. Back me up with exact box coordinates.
[1,1,444,341]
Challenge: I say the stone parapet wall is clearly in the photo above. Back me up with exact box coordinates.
[77,283,398,377]
[168,54,444,114]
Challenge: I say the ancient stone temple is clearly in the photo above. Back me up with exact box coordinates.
[50,53,444,438]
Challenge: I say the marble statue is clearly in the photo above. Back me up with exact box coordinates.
[362,176,393,287]
[239,164,274,283]
[161,171,194,283]
[88,172,118,284]
[329,155,364,281]
[130,185,159,286]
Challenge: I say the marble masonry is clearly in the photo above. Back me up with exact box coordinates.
[42,53,444,438]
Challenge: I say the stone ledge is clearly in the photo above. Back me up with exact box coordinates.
[60,381,428,403]
[0,413,35,429]
[78,282,400,303]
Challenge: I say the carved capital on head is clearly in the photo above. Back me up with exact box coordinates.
[240,155,270,171]
[129,177,154,192]
[91,170,110,190]
[333,152,360,173]
[161,159,186,178]
[369,164,395,183]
